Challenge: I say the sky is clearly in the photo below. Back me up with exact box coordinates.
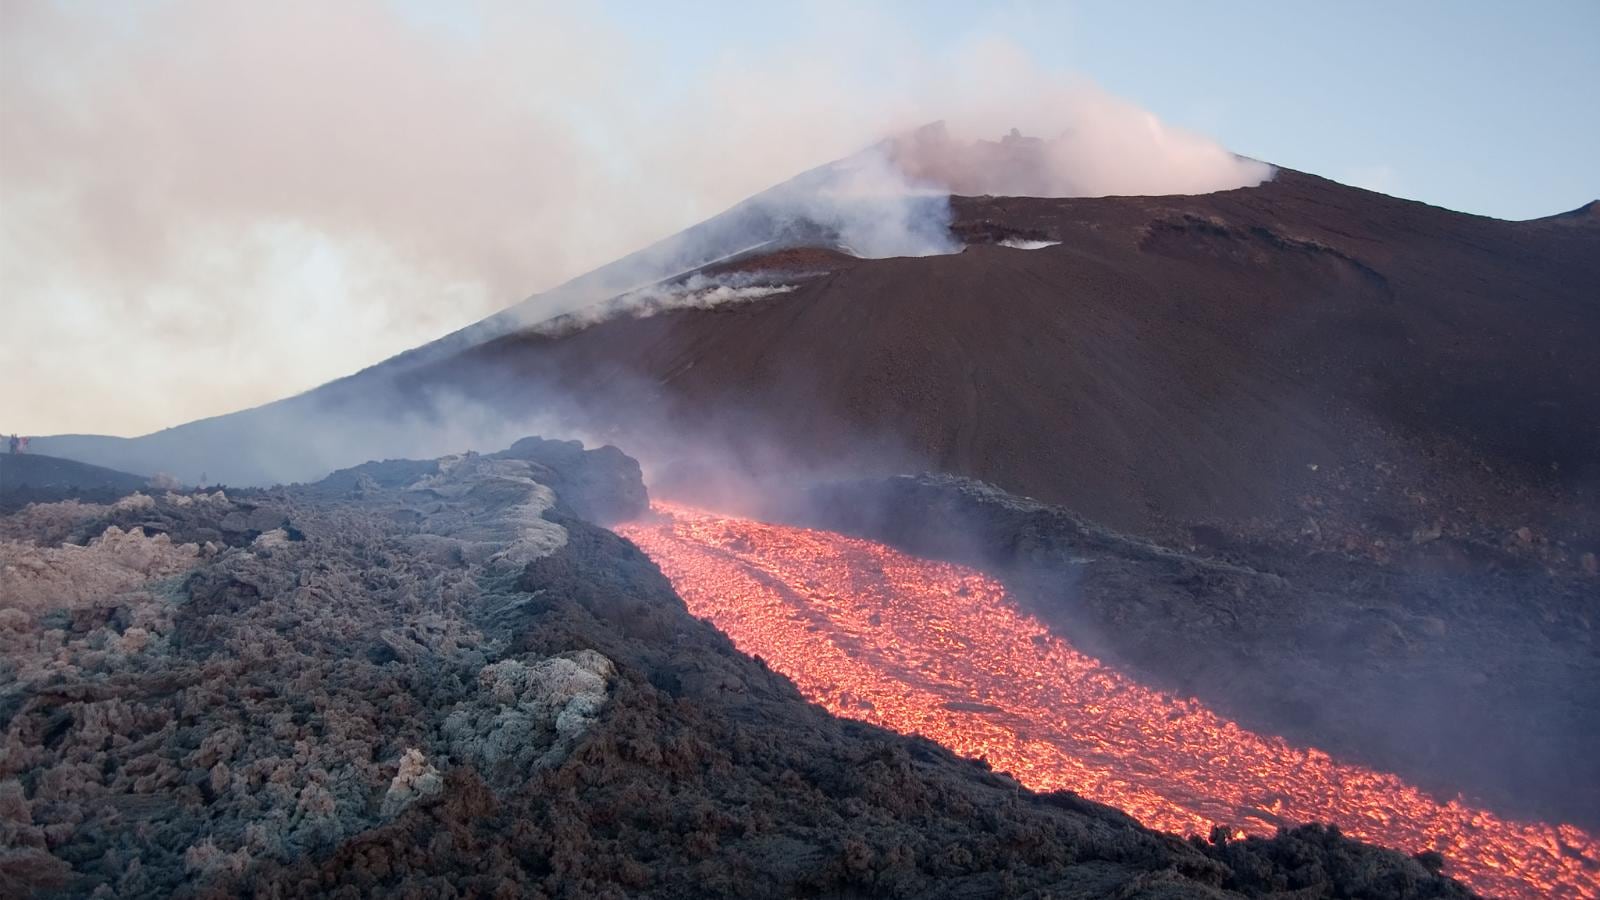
[2,0,1596,438]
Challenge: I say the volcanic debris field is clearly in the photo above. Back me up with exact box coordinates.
[0,439,1501,899]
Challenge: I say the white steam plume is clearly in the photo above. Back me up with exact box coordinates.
[2,2,1270,438]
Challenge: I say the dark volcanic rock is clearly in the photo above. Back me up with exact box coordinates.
[492,436,647,524]
[0,442,1470,898]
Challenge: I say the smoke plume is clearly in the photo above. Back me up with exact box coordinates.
[2,1,1270,438]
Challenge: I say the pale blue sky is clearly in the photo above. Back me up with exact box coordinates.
[593,0,1597,219]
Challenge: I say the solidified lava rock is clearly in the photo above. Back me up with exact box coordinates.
[0,441,1471,898]
[492,437,647,525]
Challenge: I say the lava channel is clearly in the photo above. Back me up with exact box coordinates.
[616,501,1599,900]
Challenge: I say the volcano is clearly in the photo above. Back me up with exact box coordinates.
[25,137,1600,896]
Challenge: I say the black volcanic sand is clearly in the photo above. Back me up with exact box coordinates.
[39,171,1600,572]
[794,474,1600,833]
[427,170,1599,570]
[0,441,1469,899]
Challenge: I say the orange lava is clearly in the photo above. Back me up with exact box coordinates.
[617,502,1599,900]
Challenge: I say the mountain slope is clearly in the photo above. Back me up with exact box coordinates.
[410,169,1600,551]
[36,168,1600,555]
[0,453,152,513]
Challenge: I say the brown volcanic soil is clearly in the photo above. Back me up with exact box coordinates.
[418,170,1600,563]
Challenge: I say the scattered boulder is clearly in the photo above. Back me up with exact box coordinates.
[380,749,444,818]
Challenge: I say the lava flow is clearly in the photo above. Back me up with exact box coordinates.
[617,502,1599,900]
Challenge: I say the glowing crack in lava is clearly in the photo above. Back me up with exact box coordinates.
[617,502,1599,899]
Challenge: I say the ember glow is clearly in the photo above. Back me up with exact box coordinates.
[618,502,1600,900]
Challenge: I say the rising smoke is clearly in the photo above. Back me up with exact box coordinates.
[527,274,800,339]
[4,1,1272,439]
[489,118,1273,336]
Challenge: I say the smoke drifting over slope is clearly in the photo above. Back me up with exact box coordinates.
[889,121,1271,198]
[489,119,1271,338]
[3,1,1270,437]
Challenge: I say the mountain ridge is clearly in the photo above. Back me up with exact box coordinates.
[31,167,1600,563]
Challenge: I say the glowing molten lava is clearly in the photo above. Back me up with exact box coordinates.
[618,502,1599,900]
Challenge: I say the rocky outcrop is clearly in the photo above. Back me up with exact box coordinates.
[0,440,617,898]
[379,750,443,819]
[0,522,208,614]
[441,650,616,781]
[492,437,647,524]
